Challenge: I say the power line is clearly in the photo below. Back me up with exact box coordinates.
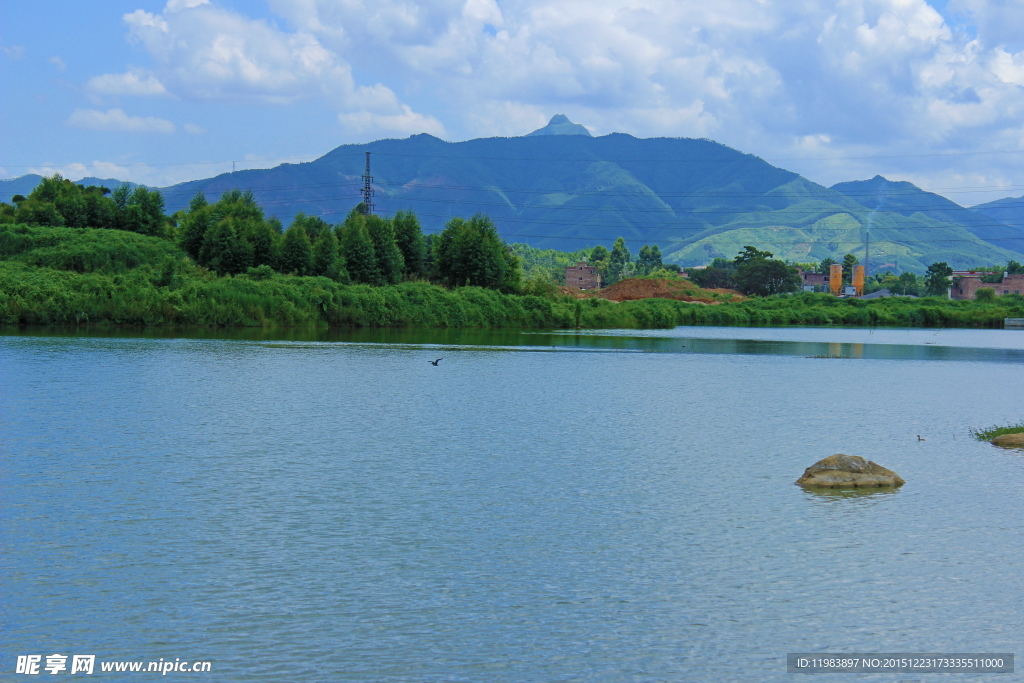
[8,146,1024,188]
[142,179,1024,220]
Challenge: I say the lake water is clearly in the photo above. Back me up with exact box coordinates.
[2,325,1023,681]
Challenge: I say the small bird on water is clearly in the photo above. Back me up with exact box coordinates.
[917,435,925,441]
[429,358,443,366]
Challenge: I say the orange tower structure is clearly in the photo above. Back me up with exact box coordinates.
[852,265,865,296]
[829,264,843,295]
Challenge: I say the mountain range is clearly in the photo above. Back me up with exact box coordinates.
[4,115,1024,273]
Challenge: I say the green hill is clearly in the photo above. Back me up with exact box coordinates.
[6,116,1023,273]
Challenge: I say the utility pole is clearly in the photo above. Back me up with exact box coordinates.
[865,229,870,278]
[361,151,374,214]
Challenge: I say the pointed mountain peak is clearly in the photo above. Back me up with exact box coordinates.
[525,115,592,137]
[830,175,921,195]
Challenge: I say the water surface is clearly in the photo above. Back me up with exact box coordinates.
[2,326,1022,681]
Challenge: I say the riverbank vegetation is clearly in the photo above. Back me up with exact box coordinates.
[3,222,1022,329]
[2,176,1023,330]
[969,422,1024,442]
[0,223,706,328]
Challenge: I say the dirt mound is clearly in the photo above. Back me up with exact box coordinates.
[594,278,743,303]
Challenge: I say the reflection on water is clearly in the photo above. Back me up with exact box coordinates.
[5,324,1023,363]
[800,486,902,502]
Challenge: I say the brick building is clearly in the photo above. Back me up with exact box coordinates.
[566,261,601,290]
[951,272,1024,300]
[795,267,831,292]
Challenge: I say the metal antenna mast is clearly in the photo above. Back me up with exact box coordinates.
[865,229,870,278]
[361,151,374,214]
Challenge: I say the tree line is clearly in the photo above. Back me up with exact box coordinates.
[0,175,522,292]
[684,246,802,296]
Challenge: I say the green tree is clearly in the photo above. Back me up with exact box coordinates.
[498,246,522,293]
[589,245,610,263]
[16,174,118,229]
[422,233,437,278]
[26,174,86,227]
[898,271,919,295]
[588,245,611,285]
[734,245,774,264]
[392,210,426,278]
[199,218,253,275]
[179,193,214,260]
[1007,260,1024,275]
[688,266,732,289]
[878,272,901,293]
[365,214,404,285]
[311,227,346,281]
[249,220,280,268]
[636,244,664,275]
[14,199,65,227]
[608,237,631,284]
[279,223,313,275]
[433,214,514,289]
[290,212,331,243]
[924,262,953,296]
[975,287,996,301]
[339,212,379,284]
[121,186,166,237]
[819,257,837,274]
[0,202,15,224]
[842,253,859,282]
[731,246,800,296]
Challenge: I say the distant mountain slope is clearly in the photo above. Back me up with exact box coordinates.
[160,130,808,249]
[831,175,1024,256]
[6,117,1024,272]
[161,129,1021,271]
[970,194,1024,257]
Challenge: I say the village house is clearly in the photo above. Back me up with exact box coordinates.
[565,261,601,290]
[951,272,1024,300]
[795,267,830,292]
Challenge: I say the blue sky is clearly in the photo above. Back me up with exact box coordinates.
[3,0,1024,205]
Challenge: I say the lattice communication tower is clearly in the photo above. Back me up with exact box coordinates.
[361,151,374,214]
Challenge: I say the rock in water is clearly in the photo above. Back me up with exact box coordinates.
[795,454,904,488]
[991,432,1024,448]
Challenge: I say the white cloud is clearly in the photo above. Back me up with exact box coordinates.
[49,56,66,71]
[165,0,210,11]
[65,108,177,134]
[104,0,444,139]
[338,105,446,137]
[78,0,1024,201]
[1,41,25,60]
[183,123,205,134]
[273,0,1024,194]
[25,154,325,188]
[86,70,168,96]
[25,162,132,183]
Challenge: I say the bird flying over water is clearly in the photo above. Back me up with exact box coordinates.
[429,358,443,366]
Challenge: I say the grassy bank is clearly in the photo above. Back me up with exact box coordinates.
[969,423,1024,441]
[0,224,676,328]
[669,291,1024,328]
[2,224,1023,330]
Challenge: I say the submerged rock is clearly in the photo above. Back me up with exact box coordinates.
[991,432,1024,448]
[796,454,904,488]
